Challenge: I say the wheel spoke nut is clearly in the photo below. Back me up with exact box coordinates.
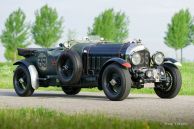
[110,79,117,86]
[19,78,24,83]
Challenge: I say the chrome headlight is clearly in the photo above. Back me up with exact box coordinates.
[131,52,141,65]
[152,52,164,65]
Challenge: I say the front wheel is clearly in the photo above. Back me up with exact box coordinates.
[154,64,182,98]
[13,65,34,96]
[61,87,81,95]
[102,64,132,101]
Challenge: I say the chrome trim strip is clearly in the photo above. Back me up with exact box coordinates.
[126,45,146,55]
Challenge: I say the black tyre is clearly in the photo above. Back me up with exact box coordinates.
[57,50,83,84]
[102,64,132,101]
[154,64,182,98]
[13,65,34,96]
[61,87,81,95]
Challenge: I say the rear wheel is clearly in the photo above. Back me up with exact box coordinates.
[102,64,131,101]
[61,87,81,95]
[13,65,34,96]
[154,64,182,98]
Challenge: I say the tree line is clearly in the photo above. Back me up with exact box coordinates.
[0,5,194,62]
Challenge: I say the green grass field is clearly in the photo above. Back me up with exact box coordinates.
[0,62,194,95]
[0,108,191,129]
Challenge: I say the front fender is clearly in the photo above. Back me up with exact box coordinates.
[14,60,39,90]
[164,58,182,68]
[103,58,131,69]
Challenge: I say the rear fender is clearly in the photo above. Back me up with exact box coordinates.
[14,60,39,89]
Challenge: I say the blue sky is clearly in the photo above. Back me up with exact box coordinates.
[0,0,194,61]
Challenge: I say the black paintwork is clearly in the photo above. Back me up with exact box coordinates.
[14,42,161,88]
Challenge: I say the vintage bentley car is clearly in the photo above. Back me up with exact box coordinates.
[13,40,182,101]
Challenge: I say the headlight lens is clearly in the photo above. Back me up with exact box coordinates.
[152,52,164,65]
[131,52,141,65]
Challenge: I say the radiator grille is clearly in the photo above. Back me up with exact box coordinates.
[137,50,150,67]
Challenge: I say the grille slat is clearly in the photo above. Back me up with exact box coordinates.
[138,50,150,67]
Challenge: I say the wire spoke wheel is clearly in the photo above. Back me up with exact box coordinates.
[154,64,182,99]
[164,71,173,91]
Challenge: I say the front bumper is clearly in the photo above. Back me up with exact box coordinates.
[134,66,166,84]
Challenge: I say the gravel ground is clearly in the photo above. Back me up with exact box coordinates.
[0,89,194,125]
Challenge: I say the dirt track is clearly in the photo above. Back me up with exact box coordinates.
[0,89,194,125]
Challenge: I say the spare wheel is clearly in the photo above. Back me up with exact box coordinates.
[57,50,83,84]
